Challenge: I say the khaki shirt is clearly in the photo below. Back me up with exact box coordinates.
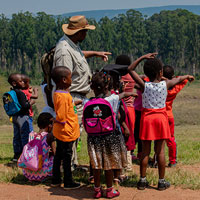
[53,34,92,94]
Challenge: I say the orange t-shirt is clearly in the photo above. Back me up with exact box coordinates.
[166,79,188,118]
[53,90,80,142]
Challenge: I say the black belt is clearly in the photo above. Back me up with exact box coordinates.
[71,92,87,97]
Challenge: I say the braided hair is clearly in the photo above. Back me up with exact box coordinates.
[90,72,113,96]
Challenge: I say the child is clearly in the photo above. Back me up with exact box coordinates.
[7,73,35,162]
[40,80,56,118]
[21,74,38,132]
[128,53,194,190]
[133,76,149,161]
[51,66,81,189]
[23,112,56,181]
[86,72,136,198]
[133,89,143,160]
[163,65,194,167]
[116,55,136,171]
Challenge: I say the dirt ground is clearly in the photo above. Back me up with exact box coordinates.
[0,182,200,200]
[0,163,200,200]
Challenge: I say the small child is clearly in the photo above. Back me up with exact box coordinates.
[86,72,136,198]
[51,66,81,189]
[7,73,35,161]
[40,80,56,118]
[133,89,143,159]
[163,65,194,167]
[23,112,56,181]
[21,74,38,132]
[128,53,194,190]
[116,55,136,171]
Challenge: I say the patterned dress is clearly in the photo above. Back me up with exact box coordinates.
[23,131,54,181]
[87,94,127,170]
[140,81,171,140]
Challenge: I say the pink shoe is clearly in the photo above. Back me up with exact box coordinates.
[132,154,139,161]
[106,187,120,199]
[94,187,102,199]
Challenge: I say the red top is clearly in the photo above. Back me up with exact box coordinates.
[121,74,135,107]
[22,89,33,117]
[166,79,188,118]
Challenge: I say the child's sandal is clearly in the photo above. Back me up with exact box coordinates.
[88,176,94,184]
[106,187,120,199]
[94,187,103,199]
[118,174,128,183]
[113,178,120,186]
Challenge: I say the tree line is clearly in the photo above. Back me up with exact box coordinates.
[0,9,200,81]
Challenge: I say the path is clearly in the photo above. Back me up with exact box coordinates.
[0,183,199,200]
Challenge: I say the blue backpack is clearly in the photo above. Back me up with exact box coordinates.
[2,90,21,116]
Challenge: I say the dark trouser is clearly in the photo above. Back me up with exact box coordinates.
[12,115,30,155]
[52,139,74,186]
[134,110,142,153]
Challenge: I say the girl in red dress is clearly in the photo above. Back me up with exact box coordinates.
[128,53,194,190]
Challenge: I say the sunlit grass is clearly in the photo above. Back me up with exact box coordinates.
[0,77,200,189]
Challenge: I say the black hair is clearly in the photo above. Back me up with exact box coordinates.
[143,58,163,80]
[21,74,30,83]
[115,55,131,65]
[51,66,71,84]
[37,112,53,129]
[7,73,21,85]
[90,72,113,94]
[163,65,174,80]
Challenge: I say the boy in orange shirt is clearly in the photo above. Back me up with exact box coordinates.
[163,65,194,167]
[51,66,81,189]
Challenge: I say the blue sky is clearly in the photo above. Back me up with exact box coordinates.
[0,0,200,16]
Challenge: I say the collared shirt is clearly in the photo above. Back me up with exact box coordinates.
[53,34,92,94]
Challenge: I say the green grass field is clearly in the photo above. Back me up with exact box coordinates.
[0,76,200,189]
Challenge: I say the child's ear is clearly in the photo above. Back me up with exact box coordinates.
[12,81,16,87]
[62,77,66,83]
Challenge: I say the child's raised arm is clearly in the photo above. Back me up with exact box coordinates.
[128,53,157,92]
[166,75,195,89]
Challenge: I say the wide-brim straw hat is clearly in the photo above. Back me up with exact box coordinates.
[62,15,96,35]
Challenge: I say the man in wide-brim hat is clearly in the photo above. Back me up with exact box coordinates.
[53,15,111,100]
[52,15,111,189]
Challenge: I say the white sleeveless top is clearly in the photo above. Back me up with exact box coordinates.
[142,81,167,109]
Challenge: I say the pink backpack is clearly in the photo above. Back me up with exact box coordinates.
[83,98,116,136]
[18,134,43,171]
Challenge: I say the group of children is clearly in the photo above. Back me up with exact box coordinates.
[6,52,194,198]
[7,73,38,161]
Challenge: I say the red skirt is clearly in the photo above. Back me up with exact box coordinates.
[139,107,171,140]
